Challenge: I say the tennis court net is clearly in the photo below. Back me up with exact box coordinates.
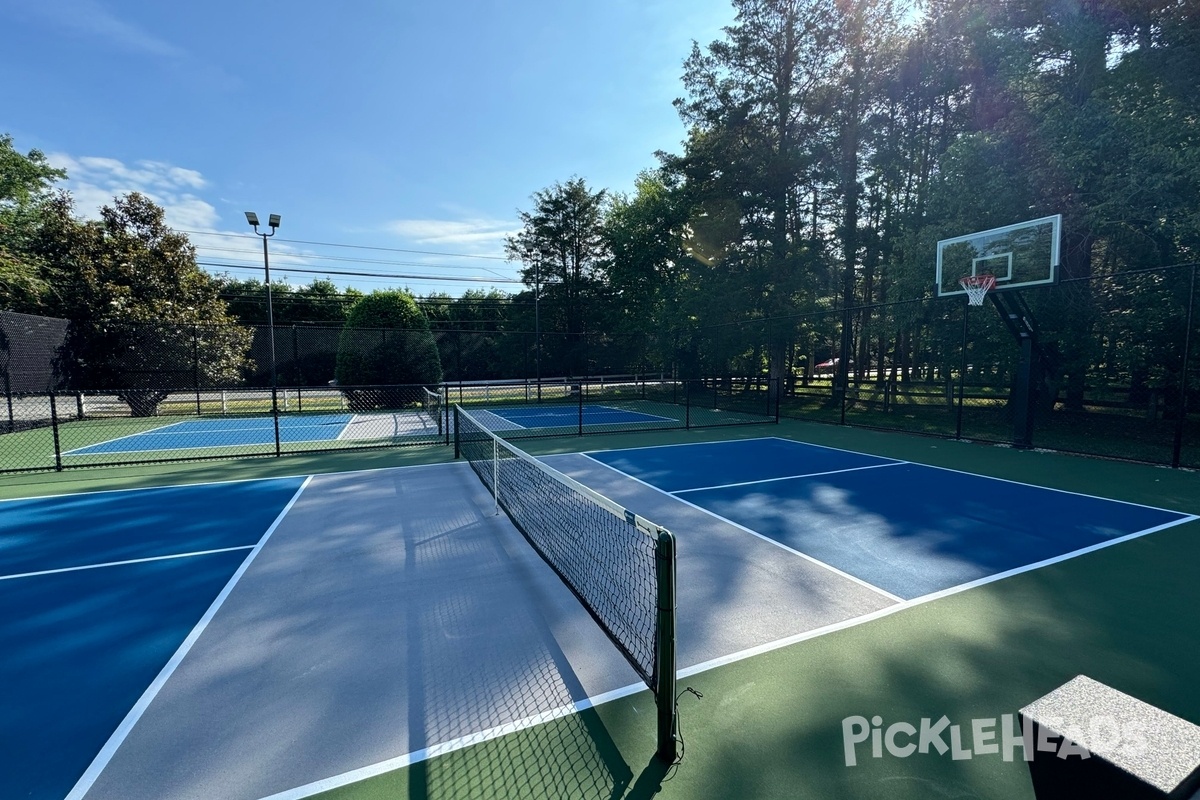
[421,386,444,434]
[454,405,678,760]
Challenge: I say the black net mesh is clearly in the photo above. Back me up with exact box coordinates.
[422,386,444,435]
[455,405,663,691]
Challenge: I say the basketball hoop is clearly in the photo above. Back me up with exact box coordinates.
[960,274,997,306]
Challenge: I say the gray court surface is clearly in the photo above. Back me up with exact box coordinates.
[338,410,440,440]
[81,459,896,800]
[543,453,897,668]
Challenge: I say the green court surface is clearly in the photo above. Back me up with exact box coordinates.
[5,418,1198,800]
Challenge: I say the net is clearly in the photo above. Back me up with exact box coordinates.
[421,386,444,434]
[454,406,678,759]
[455,405,671,689]
[960,274,997,306]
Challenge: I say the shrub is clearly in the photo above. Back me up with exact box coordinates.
[335,291,443,410]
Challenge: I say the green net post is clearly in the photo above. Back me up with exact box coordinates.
[655,528,678,762]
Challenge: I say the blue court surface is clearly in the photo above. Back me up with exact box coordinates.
[484,404,674,429]
[66,414,354,455]
[586,437,1194,600]
[0,478,306,800]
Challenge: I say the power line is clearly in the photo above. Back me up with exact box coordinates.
[199,260,524,284]
[216,290,536,307]
[181,229,512,261]
[194,244,517,277]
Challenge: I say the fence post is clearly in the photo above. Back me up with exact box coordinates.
[292,325,301,385]
[272,387,281,457]
[577,379,584,436]
[75,392,84,420]
[1172,264,1197,468]
[685,381,692,430]
[453,405,461,459]
[3,367,12,433]
[193,326,202,415]
[50,392,63,471]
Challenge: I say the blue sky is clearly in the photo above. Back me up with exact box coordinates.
[0,0,734,296]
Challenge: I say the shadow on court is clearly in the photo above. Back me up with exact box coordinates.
[74,463,668,800]
[399,483,637,800]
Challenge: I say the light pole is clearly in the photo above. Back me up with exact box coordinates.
[245,211,281,404]
[534,257,541,402]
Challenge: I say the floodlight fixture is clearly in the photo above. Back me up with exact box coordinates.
[245,210,283,404]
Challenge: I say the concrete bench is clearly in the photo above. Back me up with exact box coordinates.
[1020,675,1200,798]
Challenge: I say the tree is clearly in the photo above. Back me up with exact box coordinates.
[0,133,67,312]
[217,276,361,325]
[50,192,252,415]
[668,0,849,381]
[604,171,704,374]
[335,290,442,409]
[506,177,608,338]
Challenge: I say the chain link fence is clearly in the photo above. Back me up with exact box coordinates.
[695,264,1199,469]
[3,264,1194,470]
[0,378,777,474]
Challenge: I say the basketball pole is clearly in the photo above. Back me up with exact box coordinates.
[1171,263,1196,468]
[956,301,969,439]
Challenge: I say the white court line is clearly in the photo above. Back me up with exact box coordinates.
[0,461,460,505]
[61,420,191,456]
[764,435,1191,516]
[467,408,529,431]
[250,501,1199,800]
[65,441,290,457]
[0,546,256,582]
[64,476,313,800]
[580,453,904,603]
[583,435,772,456]
[253,681,650,800]
[64,416,355,456]
[585,404,678,424]
[672,461,905,495]
[584,434,1193,517]
[680,513,1199,679]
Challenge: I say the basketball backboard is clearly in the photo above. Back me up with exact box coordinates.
[936,214,1061,297]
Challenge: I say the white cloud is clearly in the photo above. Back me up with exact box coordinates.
[48,152,219,231]
[384,217,516,252]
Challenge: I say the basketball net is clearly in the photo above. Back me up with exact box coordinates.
[960,274,997,306]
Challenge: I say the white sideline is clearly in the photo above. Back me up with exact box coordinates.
[64,476,313,800]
